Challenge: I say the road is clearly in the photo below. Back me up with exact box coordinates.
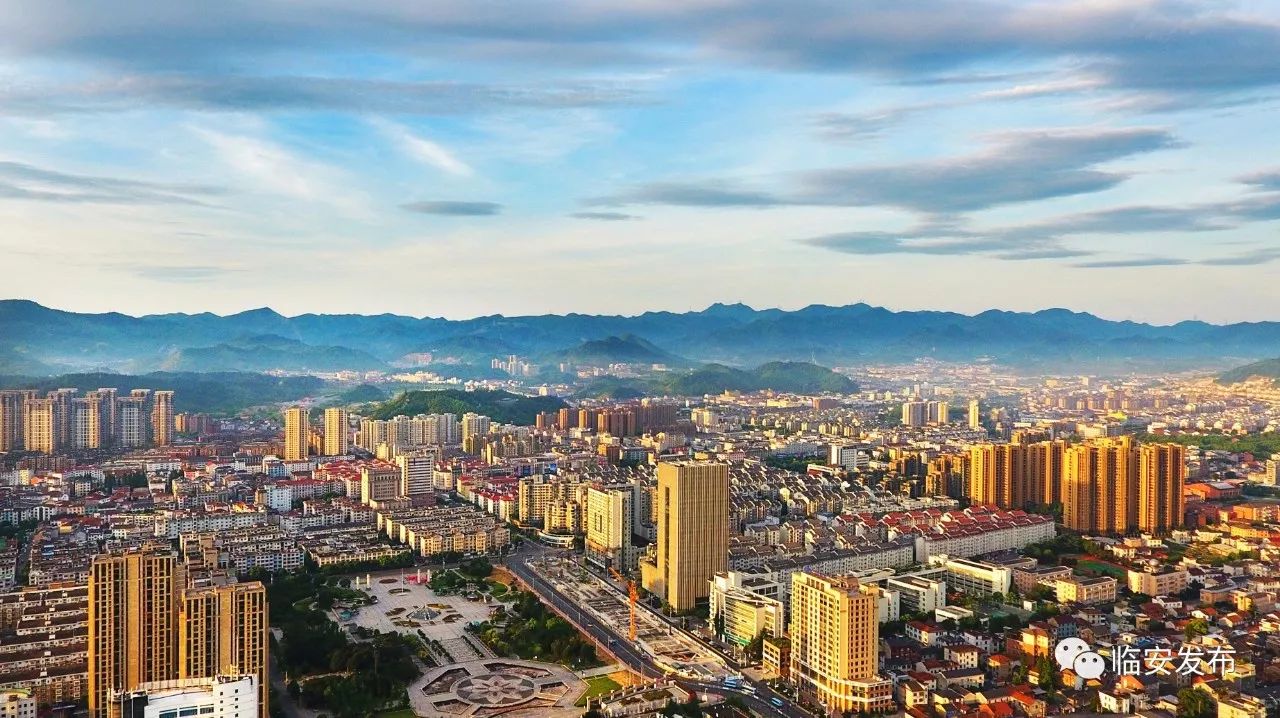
[506,553,810,718]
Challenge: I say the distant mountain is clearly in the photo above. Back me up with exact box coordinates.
[368,389,567,425]
[545,334,686,365]
[159,335,386,372]
[3,299,1277,374]
[1218,358,1280,385]
[0,371,324,414]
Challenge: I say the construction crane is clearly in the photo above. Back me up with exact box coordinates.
[609,566,638,642]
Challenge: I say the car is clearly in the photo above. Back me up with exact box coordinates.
[770,697,784,707]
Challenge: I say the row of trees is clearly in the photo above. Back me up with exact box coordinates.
[472,591,601,668]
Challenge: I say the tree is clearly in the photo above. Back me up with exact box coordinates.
[1185,618,1210,641]
[1177,688,1215,718]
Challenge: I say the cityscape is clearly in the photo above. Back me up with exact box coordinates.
[4,3,1280,718]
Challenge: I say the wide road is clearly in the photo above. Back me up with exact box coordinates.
[506,555,809,718]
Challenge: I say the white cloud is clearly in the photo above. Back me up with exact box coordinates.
[371,119,473,177]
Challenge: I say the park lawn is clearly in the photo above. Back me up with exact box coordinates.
[575,676,622,706]
[1075,559,1127,579]
[376,709,418,718]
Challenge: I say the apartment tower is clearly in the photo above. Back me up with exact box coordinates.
[322,407,349,456]
[789,572,892,714]
[282,407,309,461]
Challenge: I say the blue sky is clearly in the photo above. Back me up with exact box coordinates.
[1,0,1278,323]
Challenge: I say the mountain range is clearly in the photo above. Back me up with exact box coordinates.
[4,299,1279,375]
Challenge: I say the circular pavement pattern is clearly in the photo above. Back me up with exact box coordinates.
[454,674,538,707]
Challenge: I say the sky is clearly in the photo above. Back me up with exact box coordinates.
[1,0,1279,325]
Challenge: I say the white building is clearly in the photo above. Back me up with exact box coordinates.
[115,675,258,718]
[1,689,36,718]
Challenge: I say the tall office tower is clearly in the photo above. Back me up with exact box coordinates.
[151,391,175,447]
[395,449,437,498]
[586,485,635,571]
[178,582,269,718]
[0,390,30,451]
[322,408,349,456]
[900,400,927,427]
[789,573,891,714]
[72,395,103,450]
[1063,437,1137,535]
[88,549,180,718]
[130,390,153,445]
[1138,443,1186,534]
[23,397,58,454]
[117,397,146,448]
[645,461,729,611]
[461,413,491,441]
[282,407,309,461]
[968,399,982,430]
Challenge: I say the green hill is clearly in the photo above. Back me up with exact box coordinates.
[332,383,387,405]
[1219,357,1280,385]
[368,389,567,425]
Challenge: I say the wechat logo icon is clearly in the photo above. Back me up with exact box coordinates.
[1054,637,1105,680]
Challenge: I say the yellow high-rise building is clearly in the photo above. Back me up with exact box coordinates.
[23,397,57,454]
[89,549,269,718]
[323,408,349,456]
[1063,437,1137,535]
[283,406,309,461]
[151,390,175,447]
[642,461,729,612]
[178,582,269,718]
[1138,443,1186,535]
[789,573,893,714]
[88,548,180,718]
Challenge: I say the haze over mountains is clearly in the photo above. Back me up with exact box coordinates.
[4,299,1280,376]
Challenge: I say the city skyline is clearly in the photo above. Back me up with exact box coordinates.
[1,1,1279,323]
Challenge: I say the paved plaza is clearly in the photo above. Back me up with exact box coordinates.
[410,658,585,718]
[336,573,503,659]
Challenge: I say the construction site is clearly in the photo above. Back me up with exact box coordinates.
[527,555,733,681]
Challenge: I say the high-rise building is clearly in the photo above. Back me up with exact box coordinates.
[1063,437,1137,535]
[152,391,175,447]
[72,394,103,450]
[50,388,76,451]
[282,407,308,461]
[461,413,491,441]
[642,461,729,611]
[395,449,437,498]
[118,396,147,448]
[1138,443,1186,535]
[968,399,982,430]
[360,462,401,504]
[968,439,1067,510]
[23,397,57,454]
[322,408,349,456]
[586,485,635,571]
[926,401,949,425]
[130,390,153,445]
[177,582,269,718]
[89,548,180,718]
[789,573,892,714]
[0,390,31,452]
[89,548,269,718]
[97,388,119,447]
[901,400,927,427]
